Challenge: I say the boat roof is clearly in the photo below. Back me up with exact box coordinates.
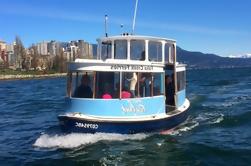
[97,34,176,44]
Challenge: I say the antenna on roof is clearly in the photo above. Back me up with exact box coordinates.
[120,24,124,35]
[132,0,139,35]
[104,14,108,37]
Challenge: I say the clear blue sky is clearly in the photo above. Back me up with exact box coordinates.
[0,0,251,57]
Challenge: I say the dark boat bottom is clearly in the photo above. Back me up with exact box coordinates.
[58,109,189,134]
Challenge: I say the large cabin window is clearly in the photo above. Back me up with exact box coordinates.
[130,40,145,60]
[69,71,165,99]
[138,73,152,97]
[153,73,164,96]
[95,72,120,99]
[121,72,138,98]
[114,40,127,59]
[101,41,112,60]
[72,72,94,98]
[177,71,186,91]
[148,41,162,62]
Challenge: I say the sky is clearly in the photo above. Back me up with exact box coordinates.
[0,0,251,57]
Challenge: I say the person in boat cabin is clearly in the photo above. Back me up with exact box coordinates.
[139,73,151,97]
[102,83,112,99]
[74,74,93,98]
[126,72,137,97]
[165,74,175,105]
[121,87,131,98]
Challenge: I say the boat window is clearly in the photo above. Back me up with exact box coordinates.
[92,44,98,59]
[138,72,152,97]
[153,73,164,96]
[114,40,127,59]
[148,41,162,62]
[130,40,145,60]
[121,72,138,98]
[177,71,186,91]
[165,44,172,63]
[101,41,112,60]
[72,72,94,98]
[95,72,120,99]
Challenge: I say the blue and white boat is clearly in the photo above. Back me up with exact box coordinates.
[58,34,190,134]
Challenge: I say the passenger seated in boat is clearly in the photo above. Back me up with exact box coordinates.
[102,83,112,99]
[121,88,131,98]
[165,75,174,105]
[74,74,93,98]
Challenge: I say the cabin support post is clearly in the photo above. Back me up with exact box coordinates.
[173,43,177,107]
[93,71,96,98]
[119,72,122,99]
[151,73,154,96]
[67,72,72,97]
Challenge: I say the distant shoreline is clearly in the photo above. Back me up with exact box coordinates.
[0,73,67,81]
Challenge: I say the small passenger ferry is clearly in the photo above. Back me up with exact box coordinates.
[58,34,190,134]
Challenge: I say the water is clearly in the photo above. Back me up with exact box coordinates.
[0,67,251,165]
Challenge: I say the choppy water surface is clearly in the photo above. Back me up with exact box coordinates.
[0,67,251,165]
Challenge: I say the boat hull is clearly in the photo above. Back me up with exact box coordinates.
[58,107,189,134]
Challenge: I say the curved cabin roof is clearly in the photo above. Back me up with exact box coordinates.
[97,35,176,44]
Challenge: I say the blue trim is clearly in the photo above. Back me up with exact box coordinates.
[66,96,165,117]
[176,89,186,107]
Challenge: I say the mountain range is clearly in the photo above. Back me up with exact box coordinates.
[177,47,251,69]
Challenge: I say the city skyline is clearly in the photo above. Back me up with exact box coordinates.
[1,0,251,57]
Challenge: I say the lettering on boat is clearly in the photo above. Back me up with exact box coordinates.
[121,100,145,114]
[75,122,98,129]
[111,64,153,71]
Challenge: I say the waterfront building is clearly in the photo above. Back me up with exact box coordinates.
[37,41,48,55]
[6,43,15,67]
[0,40,7,51]
[48,40,56,56]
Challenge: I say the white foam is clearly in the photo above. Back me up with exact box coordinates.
[33,132,149,149]
[169,121,199,136]
[194,112,224,124]
[208,115,224,124]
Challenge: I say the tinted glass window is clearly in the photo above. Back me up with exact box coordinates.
[153,73,164,96]
[101,41,112,60]
[165,44,171,63]
[149,41,162,62]
[177,71,186,91]
[72,72,94,98]
[114,40,127,59]
[130,40,145,60]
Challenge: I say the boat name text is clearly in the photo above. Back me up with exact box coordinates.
[122,100,145,114]
[75,122,98,129]
[111,65,153,71]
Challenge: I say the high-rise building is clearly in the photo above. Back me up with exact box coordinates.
[77,40,93,58]
[6,43,15,67]
[48,40,56,56]
[37,41,48,55]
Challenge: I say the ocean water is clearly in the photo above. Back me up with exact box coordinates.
[0,67,251,166]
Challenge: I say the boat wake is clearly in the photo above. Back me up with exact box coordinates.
[167,112,224,136]
[33,132,149,149]
[194,112,224,125]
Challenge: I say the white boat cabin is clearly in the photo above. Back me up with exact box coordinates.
[66,35,186,110]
